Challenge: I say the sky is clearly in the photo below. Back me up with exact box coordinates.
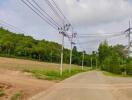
[0,0,132,53]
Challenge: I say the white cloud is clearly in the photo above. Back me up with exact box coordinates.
[60,0,132,26]
[0,0,132,52]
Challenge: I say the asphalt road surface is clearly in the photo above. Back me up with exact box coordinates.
[30,71,132,100]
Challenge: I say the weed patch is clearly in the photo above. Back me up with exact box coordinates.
[11,92,22,100]
[24,67,91,81]
[0,89,5,97]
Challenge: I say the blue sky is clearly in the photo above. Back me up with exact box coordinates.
[0,0,7,6]
[0,0,132,53]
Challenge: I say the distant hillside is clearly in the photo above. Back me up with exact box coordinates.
[0,27,95,66]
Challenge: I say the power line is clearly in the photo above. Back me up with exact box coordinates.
[21,0,58,30]
[0,20,26,33]
[21,0,74,76]
[26,0,60,28]
[51,0,73,28]
[76,35,85,51]
[32,0,61,28]
[75,30,127,54]
[76,33,126,47]
[77,31,124,36]
[45,0,73,31]
[51,0,67,20]
[77,33,125,38]
[44,0,65,25]
[22,0,72,31]
[78,39,101,44]
[0,23,21,33]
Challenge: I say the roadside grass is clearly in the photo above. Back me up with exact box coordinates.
[0,57,92,81]
[0,88,5,97]
[102,71,131,77]
[24,67,91,81]
[11,92,22,100]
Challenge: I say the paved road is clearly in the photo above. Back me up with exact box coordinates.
[29,71,119,100]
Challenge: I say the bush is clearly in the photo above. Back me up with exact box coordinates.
[11,92,22,100]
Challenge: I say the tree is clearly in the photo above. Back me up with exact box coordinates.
[98,40,110,65]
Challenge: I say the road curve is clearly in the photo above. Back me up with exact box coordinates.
[29,71,117,100]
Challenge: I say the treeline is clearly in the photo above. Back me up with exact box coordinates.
[0,27,97,67]
[98,41,132,75]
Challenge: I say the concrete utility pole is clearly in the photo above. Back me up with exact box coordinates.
[128,21,131,56]
[60,33,64,76]
[96,58,98,69]
[59,24,71,76]
[51,50,53,62]
[124,20,131,75]
[69,40,73,74]
[125,20,132,57]
[69,33,76,74]
[82,51,85,70]
[91,57,93,69]
[69,42,75,74]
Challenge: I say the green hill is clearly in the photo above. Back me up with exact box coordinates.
[0,27,94,67]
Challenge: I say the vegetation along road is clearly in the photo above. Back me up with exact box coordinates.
[30,71,132,100]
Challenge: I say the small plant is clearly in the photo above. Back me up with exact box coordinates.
[0,89,5,97]
[11,92,22,100]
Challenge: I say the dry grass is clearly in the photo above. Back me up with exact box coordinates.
[0,57,80,71]
[0,57,89,99]
[0,57,91,81]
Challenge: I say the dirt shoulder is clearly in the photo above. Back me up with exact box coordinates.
[104,75,132,100]
[0,68,55,100]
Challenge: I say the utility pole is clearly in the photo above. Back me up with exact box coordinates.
[60,33,64,76]
[91,57,93,69]
[59,24,71,76]
[125,20,131,57]
[69,40,72,74]
[128,20,131,56]
[124,20,131,75]
[82,51,85,70]
[96,58,98,69]
[51,50,53,62]
[69,33,76,74]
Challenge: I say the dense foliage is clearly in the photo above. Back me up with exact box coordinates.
[0,27,96,67]
[98,41,132,75]
[2,27,131,75]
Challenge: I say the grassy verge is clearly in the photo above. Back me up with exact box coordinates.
[24,67,91,81]
[102,71,131,77]
[0,89,5,97]
[11,92,22,100]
